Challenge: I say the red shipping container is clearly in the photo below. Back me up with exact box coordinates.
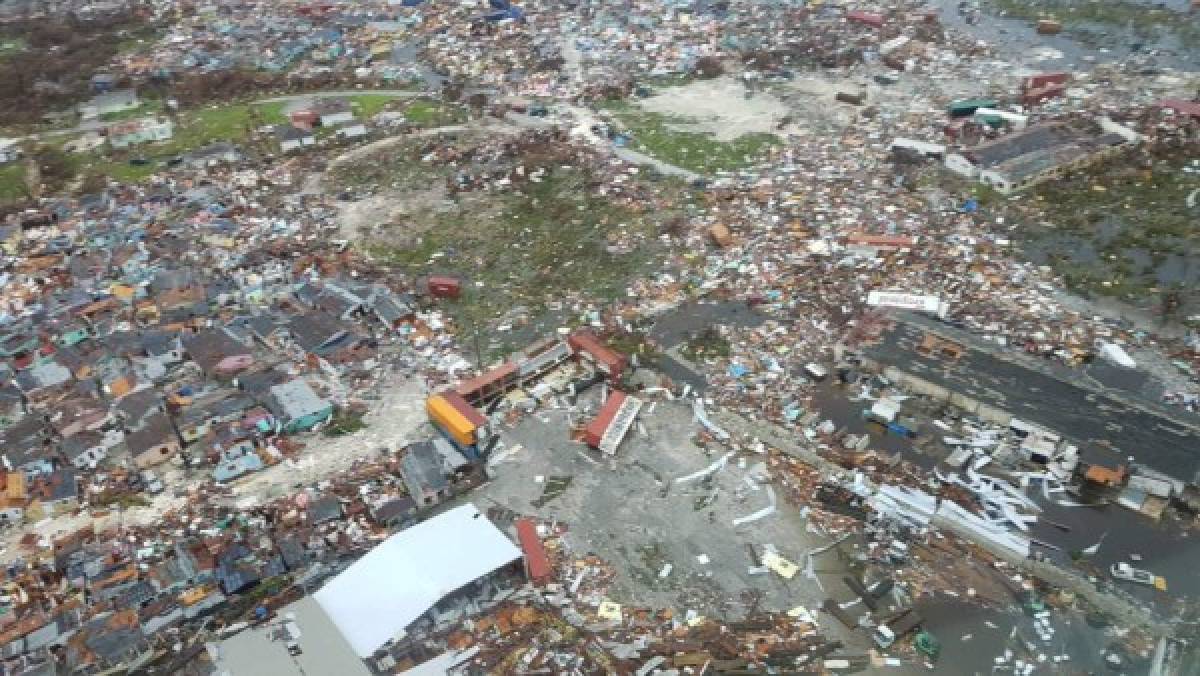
[427,275,462,299]
[455,361,517,404]
[568,331,628,380]
[846,10,884,27]
[1022,72,1070,91]
[584,390,626,448]
[441,390,488,428]
[1022,83,1065,106]
[515,519,553,585]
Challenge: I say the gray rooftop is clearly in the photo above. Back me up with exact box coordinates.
[210,596,370,676]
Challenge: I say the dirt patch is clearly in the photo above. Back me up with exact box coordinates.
[336,185,449,240]
[636,76,790,141]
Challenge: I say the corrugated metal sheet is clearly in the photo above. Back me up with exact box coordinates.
[568,331,627,379]
[515,519,552,584]
[456,362,517,403]
[584,390,626,448]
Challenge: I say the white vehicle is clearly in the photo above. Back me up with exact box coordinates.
[1110,562,1166,590]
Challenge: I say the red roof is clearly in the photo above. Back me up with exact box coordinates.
[455,361,517,403]
[567,331,627,379]
[1023,72,1070,90]
[515,519,552,584]
[439,390,488,427]
[845,232,917,248]
[1158,98,1200,118]
[584,390,626,448]
[846,10,884,27]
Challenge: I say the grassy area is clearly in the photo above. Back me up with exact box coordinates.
[372,169,662,310]
[0,163,28,201]
[100,100,164,122]
[986,0,1200,44]
[600,100,779,174]
[403,98,467,128]
[350,93,402,119]
[1018,150,1200,303]
[78,100,288,182]
[0,37,24,59]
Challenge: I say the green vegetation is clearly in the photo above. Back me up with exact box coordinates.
[0,37,24,58]
[986,0,1200,44]
[601,100,779,174]
[100,100,164,122]
[1019,150,1200,304]
[370,170,664,318]
[682,327,732,361]
[350,93,403,119]
[0,163,27,201]
[77,100,288,183]
[324,409,367,437]
[403,98,467,128]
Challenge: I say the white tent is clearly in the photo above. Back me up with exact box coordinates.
[314,504,521,657]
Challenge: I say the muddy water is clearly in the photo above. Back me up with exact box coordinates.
[914,599,1127,675]
[926,0,1199,71]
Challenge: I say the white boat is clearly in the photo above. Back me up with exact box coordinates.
[1110,562,1167,590]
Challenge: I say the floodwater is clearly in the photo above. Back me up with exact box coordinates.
[914,599,1128,675]
[1030,496,1200,612]
[926,0,1199,71]
[809,381,1200,614]
[808,381,927,461]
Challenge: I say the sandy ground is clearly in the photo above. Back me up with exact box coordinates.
[336,185,449,240]
[227,374,430,505]
[637,76,791,141]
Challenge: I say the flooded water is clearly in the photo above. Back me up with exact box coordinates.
[809,381,1200,616]
[927,0,1199,71]
[808,381,928,461]
[1030,496,1200,611]
[648,299,768,347]
[915,599,1128,675]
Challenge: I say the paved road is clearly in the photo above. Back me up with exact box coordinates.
[253,89,422,104]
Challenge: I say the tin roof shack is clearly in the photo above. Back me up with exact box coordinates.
[944,122,1130,194]
[400,440,458,508]
[265,379,333,434]
[568,330,627,382]
[124,412,183,469]
[183,328,253,379]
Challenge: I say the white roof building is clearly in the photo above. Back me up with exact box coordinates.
[313,503,521,657]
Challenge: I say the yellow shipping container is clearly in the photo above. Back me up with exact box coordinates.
[426,395,477,447]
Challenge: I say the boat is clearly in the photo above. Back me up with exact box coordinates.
[1110,562,1167,591]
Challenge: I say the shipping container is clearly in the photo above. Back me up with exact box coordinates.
[1022,72,1070,91]
[584,390,626,448]
[426,275,462,299]
[568,331,627,380]
[515,518,553,585]
[426,393,484,447]
[456,361,518,405]
[1036,19,1062,35]
[835,91,866,105]
[846,10,883,27]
